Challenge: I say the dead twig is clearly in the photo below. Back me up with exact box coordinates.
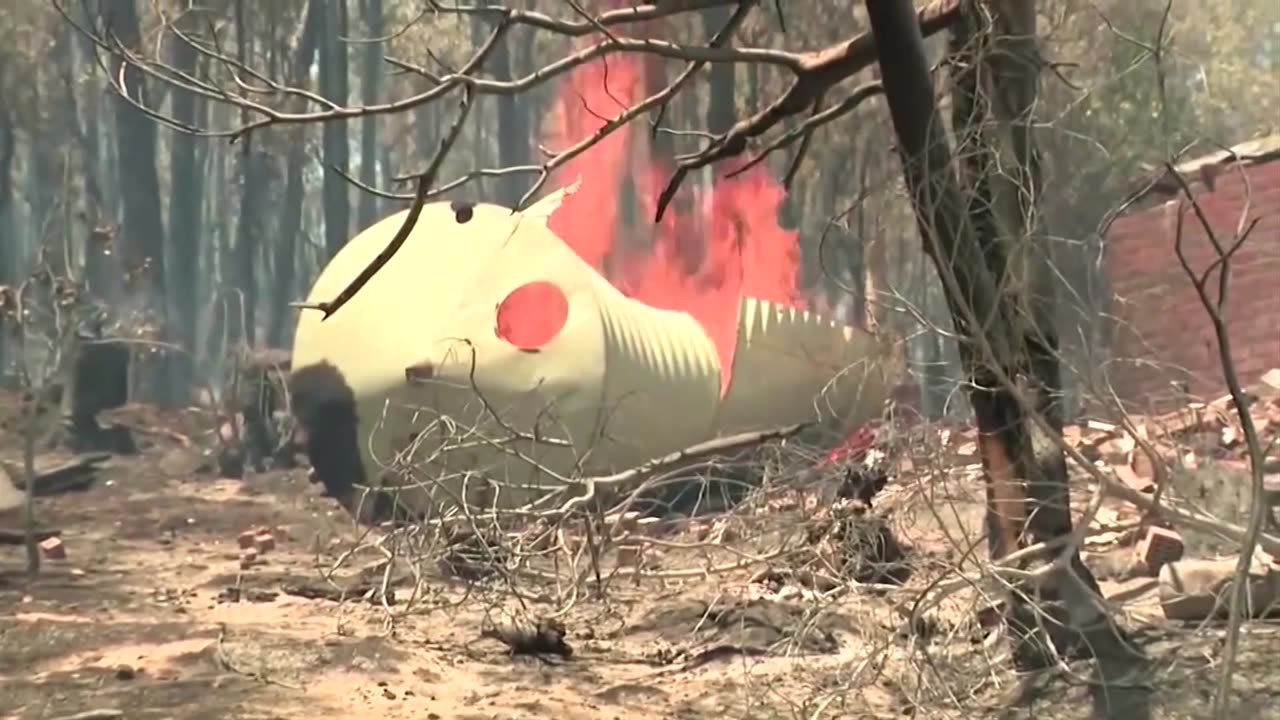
[293,84,474,320]
[214,623,303,690]
[46,711,125,720]
[1165,159,1270,720]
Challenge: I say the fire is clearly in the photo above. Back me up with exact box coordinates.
[543,50,805,394]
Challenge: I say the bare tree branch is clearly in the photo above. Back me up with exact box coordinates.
[295,85,477,319]
[655,0,961,219]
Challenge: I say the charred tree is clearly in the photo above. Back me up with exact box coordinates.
[318,0,351,258]
[415,101,438,177]
[864,0,1145,714]
[67,3,105,229]
[31,27,64,273]
[357,0,384,229]
[233,0,263,348]
[102,0,167,309]
[490,24,531,208]
[167,11,206,401]
[702,7,736,137]
[0,91,12,375]
[269,0,323,349]
[100,0,170,402]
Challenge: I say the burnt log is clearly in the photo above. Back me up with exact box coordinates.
[61,334,136,455]
[218,349,298,478]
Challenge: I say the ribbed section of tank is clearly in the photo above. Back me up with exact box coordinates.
[712,298,896,441]
[590,286,722,471]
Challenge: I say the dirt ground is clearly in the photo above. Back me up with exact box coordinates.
[3,397,1280,720]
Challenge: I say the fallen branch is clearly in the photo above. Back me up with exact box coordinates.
[553,423,808,517]
[0,527,61,545]
[46,711,125,720]
[655,0,961,219]
[293,80,478,321]
[1164,157,1271,720]
[1,453,112,497]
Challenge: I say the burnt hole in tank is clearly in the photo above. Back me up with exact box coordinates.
[404,360,434,383]
[289,362,365,512]
[290,362,423,527]
[451,200,474,224]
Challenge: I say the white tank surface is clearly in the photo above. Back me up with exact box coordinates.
[289,186,898,523]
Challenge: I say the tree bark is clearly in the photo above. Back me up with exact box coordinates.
[319,0,352,258]
[700,7,737,137]
[103,0,167,305]
[268,0,323,349]
[101,0,169,403]
[0,88,13,375]
[357,0,384,229]
[864,0,1146,714]
[168,11,206,401]
[232,0,263,348]
[32,31,64,274]
[490,22,531,208]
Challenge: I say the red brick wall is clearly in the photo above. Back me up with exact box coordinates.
[1104,161,1280,412]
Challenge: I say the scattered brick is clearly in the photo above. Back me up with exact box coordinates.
[1135,525,1185,575]
[239,548,258,569]
[635,517,662,537]
[236,530,256,549]
[616,543,643,568]
[39,536,66,560]
[253,533,276,553]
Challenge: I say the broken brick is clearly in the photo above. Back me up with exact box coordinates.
[236,530,256,549]
[635,517,662,537]
[39,536,66,560]
[253,533,276,553]
[1130,451,1156,481]
[1159,557,1279,621]
[605,511,640,537]
[1135,526,1184,575]
[239,548,258,569]
[1112,463,1152,493]
[616,542,644,568]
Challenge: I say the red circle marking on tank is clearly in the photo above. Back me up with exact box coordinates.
[494,281,570,350]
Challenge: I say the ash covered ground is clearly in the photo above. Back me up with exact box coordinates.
[2,388,1280,720]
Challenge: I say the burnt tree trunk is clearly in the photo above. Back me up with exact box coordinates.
[415,101,438,174]
[269,0,323,348]
[702,7,736,136]
[865,0,1145,714]
[32,25,65,274]
[0,91,12,376]
[233,0,263,348]
[490,22,531,208]
[101,0,170,403]
[62,0,114,312]
[168,12,206,402]
[357,0,383,229]
[318,0,351,258]
[68,10,105,233]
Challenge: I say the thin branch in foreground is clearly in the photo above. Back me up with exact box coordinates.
[554,423,808,517]
[510,0,756,211]
[725,81,884,186]
[655,0,960,220]
[294,85,475,320]
[1165,160,1270,720]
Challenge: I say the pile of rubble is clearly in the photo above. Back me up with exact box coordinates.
[946,369,1280,621]
[745,368,1280,621]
